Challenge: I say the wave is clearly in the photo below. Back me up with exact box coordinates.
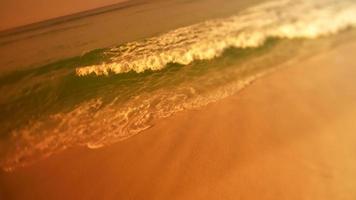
[76,0,356,76]
[1,58,271,171]
[2,0,356,172]
[2,31,348,171]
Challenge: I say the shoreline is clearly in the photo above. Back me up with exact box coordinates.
[2,39,356,199]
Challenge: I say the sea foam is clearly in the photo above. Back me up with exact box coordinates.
[76,0,356,76]
[2,0,356,172]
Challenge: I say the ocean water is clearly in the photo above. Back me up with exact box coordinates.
[1,0,356,171]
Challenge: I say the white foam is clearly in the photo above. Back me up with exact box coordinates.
[3,0,356,172]
[76,0,356,76]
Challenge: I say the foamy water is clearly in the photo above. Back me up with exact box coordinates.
[76,0,356,76]
[1,0,356,171]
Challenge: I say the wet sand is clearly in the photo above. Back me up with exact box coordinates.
[1,40,356,199]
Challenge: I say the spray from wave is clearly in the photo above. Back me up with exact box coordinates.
[76,0,356,76]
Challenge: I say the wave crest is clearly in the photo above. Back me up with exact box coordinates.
[76,0,356,76]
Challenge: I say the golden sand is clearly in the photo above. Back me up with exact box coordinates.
[1,40,356,200]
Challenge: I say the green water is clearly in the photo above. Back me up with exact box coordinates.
[0,38,281,137]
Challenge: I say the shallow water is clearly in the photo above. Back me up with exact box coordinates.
[1,0,356,171]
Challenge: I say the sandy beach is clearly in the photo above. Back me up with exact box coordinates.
[1,38,356,199]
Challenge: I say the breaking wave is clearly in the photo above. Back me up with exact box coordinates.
[76,0,356,76]
[2,0,356,172]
